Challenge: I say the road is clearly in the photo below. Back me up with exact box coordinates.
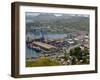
[67,44,81,52]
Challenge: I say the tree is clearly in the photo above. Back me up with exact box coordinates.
[74,47,82,60]
[63,49,69,61]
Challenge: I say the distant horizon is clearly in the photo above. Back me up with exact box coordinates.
[26,12,89,23]
[26,12,89,17]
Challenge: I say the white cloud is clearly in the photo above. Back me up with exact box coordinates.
[26,12,40,16]
[54,14,63,17]
[77,14,89,17]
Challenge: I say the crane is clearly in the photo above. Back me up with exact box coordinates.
[31,26,50,42]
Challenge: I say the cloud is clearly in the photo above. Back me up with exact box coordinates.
[54,14,63,17]
[26,12,40,17]
[77,14,89,17]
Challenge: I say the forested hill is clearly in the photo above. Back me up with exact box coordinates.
[26,13,89,33]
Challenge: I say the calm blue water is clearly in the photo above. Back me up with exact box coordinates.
[26,33,67,58]
[26,33,67,40]
[26,46,40,58]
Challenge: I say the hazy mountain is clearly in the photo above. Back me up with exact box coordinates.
[26,12,89,33]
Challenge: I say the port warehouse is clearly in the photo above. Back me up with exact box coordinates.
[27,39,64,53]
[32,41,56,51]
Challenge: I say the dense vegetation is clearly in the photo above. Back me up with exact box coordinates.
[69,47,89,64]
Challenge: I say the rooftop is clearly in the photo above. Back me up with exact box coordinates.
[33,41,56,50]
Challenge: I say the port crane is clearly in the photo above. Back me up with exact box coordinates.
[31,26,50,42]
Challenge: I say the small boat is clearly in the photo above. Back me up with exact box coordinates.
[32,46,41,52]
